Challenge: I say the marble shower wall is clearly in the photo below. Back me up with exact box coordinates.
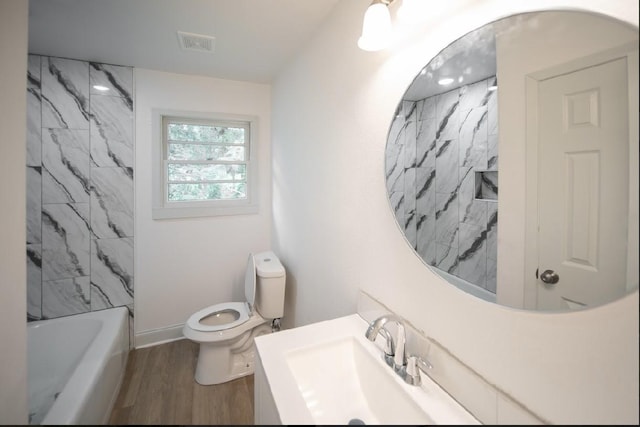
[386,76,498,294]
[26,55,134,321]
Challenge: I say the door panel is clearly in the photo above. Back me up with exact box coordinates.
[536,57,629,310]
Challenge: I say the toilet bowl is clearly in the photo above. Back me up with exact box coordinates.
[182,251,286,385]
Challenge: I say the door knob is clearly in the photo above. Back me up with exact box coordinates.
[540,269,559,284]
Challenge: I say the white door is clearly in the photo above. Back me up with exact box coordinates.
[536,57,629,310]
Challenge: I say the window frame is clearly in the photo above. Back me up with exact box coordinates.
[152,109,259,219]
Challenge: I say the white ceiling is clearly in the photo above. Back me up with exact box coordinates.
[28,0,340,84]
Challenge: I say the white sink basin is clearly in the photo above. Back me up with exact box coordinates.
[285,335,432,425]
[255,314,480,425]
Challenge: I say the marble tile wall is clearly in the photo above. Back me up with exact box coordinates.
[26,55,134,321]
[386,76,498,294]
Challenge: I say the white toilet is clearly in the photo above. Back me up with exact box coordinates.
[182,251,286,385]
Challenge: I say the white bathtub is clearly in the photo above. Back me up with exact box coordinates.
[27,307,130,425]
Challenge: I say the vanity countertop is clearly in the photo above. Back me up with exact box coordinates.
[255,313,480,425]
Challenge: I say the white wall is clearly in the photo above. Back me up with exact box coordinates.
[271,0,638,424]
[134,69,272,344]
[0,0,28,423]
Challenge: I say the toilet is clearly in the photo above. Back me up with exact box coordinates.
[182,251,286,385]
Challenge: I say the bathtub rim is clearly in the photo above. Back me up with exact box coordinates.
[28,307,130,425]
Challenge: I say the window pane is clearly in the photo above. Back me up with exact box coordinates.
[168,164,246,182]
[168,183,247,201]
[168,144,245,161]
[168,123,245,144]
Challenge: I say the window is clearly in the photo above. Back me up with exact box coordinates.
[152,111,259,219]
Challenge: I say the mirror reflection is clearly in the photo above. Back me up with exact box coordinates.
[385,10,638,311]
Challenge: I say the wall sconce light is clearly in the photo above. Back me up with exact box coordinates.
[357,0,396,52]
[358,0,433,51]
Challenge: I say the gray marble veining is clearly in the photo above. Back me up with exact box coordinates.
[91,167,134,238]
[416,118,436,169]
[42,276,91,318]
[459,107,488,169]
[26,166,42,245]
[435,138,459,195]
[386,76,499,294]
[435,191,459,247]
[90,237,134,310]
[459,79,489,112]
[27,55,42,167]
[459,168,488,226]
[457,227,488,288]
[90,62,133,105]
[389,191,404,228]
[477,171,498,200]
[27,244,42,321]
[26,54,135,322]
[486,207,499,262]
[42,128,91,203]
[90,95,134,168]
[416,226,436,265]
[435,89,459,141]
[41,203,91,281]
[488,134,499,170]
[436,242,458,274]
[403,165,417,248]
[403,101,417,168]
[41,57,90,130]
[417,97,436,122]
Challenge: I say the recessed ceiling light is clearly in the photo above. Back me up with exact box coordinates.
[93,85,110,91]
[438,77,454,86]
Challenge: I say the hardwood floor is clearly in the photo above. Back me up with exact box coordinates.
[109,339,254,425]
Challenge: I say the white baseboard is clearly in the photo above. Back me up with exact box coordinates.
[134,323,187,349]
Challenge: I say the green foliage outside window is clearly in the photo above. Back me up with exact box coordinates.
[165,119,249,202]
[168,123,244,144]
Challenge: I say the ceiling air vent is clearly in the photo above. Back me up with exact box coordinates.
[177,31,216,53]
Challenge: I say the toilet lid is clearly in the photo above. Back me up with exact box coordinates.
[245,253,256,310]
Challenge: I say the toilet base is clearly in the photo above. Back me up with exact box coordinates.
[194,323,274,385]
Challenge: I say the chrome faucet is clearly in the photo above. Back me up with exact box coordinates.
[365,314,406,372]
[365,314,432,386]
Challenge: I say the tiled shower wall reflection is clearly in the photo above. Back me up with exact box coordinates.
[26,55,134,321]
[386,77,498,294]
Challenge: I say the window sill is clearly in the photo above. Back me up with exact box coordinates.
[152,203,258,220]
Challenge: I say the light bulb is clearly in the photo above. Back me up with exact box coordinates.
[357,2,392,52]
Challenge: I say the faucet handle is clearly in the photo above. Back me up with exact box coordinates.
[404,355,433,386]
[414,355,433,372]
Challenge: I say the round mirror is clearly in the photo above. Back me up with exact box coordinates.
[385,10,638,311]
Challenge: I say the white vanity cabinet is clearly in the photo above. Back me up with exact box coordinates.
[254,352,281,425]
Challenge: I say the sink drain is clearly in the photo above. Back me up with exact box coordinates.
[348,418,365,425]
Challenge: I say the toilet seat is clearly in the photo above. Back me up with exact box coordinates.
[187,301,251,332]
[183,304,268,344]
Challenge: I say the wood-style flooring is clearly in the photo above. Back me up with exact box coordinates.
[109,338,254,425]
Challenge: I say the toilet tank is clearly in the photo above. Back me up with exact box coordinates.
[254,251,286,319]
